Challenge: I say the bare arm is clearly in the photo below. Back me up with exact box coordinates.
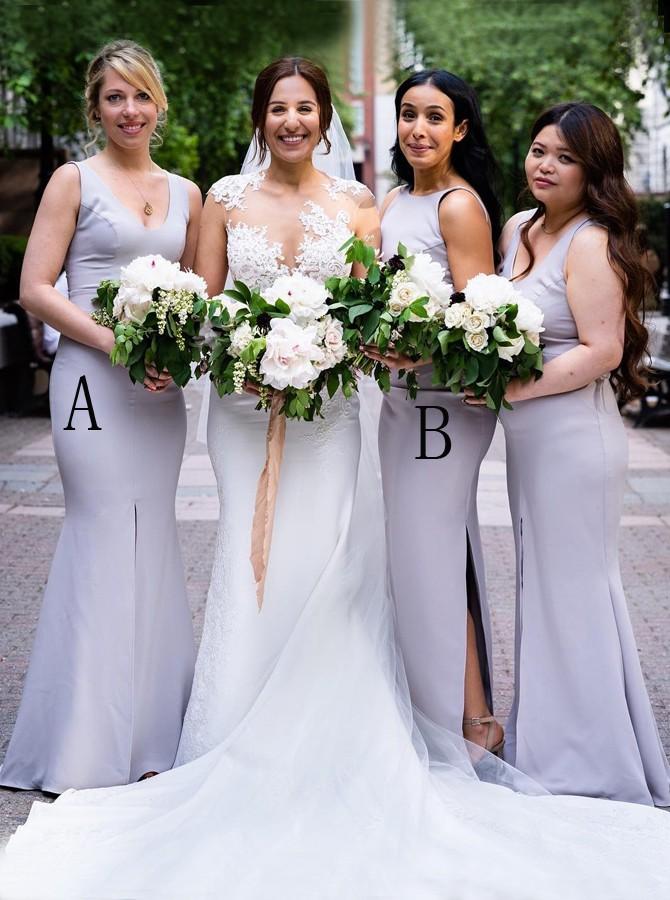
[194,194,228,295]
[180,180,204,270]
[19,164,114,354]
[438,189,494,288]
[351,190,381,278]
[507,225,624,402]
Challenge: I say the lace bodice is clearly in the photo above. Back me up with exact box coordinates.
[209,171,373,292]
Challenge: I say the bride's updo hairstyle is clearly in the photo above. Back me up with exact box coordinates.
[251,57,333,164]
[517,102,649,402]
[391,69,502,248]
[84,39,168,150]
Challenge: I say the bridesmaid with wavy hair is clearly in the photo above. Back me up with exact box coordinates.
[366,69,504,753]
[0,40,200,793]
[487,102,670,804]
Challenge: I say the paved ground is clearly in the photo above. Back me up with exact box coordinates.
[1,382,669,845]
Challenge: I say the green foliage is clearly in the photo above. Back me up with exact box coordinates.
[399,0,665,212]
[0,0,349,186]
[0,235,27,302]
[92,278,209,386]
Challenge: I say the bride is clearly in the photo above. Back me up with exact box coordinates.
[1,57,668,900]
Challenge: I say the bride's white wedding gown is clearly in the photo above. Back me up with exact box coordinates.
[1,172,668,900]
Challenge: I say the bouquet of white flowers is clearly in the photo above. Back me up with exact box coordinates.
[204,271,359,610]
[433,273,544,410]
[206,271,356,421]
[91,254,209,386]
[327,240,452,397]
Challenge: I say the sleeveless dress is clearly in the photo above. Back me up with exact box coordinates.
[1,178,669,900]
[379,185,496,734]
[499,211,670,805]
[0,160,196,793]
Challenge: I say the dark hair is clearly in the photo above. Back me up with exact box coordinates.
[517,102,649,402]
[251,57,333,164]
[391,69,502,249]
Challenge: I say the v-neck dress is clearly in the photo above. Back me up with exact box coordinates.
[498,210,670,805]
[0,160,196,793]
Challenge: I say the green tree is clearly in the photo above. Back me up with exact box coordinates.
[399,0,666,210]
[0,0,349,197]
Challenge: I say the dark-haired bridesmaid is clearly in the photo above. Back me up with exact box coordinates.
[486,102,670,804]
[366,70,504,753]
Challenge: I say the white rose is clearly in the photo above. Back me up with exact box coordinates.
[389,297,407,317]
[526,331,541,347]
[496,334,525,362]
[464,273,517,315]
[390,274,421,307]
[121,254,179,293]
[229,321,254,357]
[514,296,545,335]
[112,283,152,324]
[264,273,330,323]
[315,317,346,370]
[173,269,208,298]
[462,310,491,333]
[465,330,489,352]
[259,318,323,390]
[442,303,466,329]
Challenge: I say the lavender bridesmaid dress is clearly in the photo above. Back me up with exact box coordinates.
[499,211,670,805]
[0,161,196,793]
[379,186,496,734]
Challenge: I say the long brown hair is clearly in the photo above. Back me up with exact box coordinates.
[251,57,333,164]
[516,102,649,402]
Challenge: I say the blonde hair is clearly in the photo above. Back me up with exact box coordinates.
[84,40,168,152]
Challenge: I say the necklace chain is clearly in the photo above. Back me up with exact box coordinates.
[116,165,155,216]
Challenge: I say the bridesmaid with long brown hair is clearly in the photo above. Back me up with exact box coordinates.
[487,102,670,804]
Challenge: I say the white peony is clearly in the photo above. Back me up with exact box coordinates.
[259,318,323,390]
[173,268,208,297]
[229,321,254,357]
[465,330,489,352]
[442,303,467,329]
[315,316,346,370]
[514,296,545,335]
[264,273,330,324]
[464,273,518,315]
[407,252,453,308]
[112,284,153,324]
[496,334,525,362]
[121,254,180,294]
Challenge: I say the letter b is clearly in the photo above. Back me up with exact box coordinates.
[416,405,451,460]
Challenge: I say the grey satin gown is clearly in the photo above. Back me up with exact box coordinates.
[0,160,196,793]
[379,186,496,734]
[500,212,670,805]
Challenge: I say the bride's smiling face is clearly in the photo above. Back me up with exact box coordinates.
[263,75,322,163]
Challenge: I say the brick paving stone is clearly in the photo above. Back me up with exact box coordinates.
[0,386,669,846]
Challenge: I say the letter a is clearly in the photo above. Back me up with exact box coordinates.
[64,375,101,431]
[416,405,451,460]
